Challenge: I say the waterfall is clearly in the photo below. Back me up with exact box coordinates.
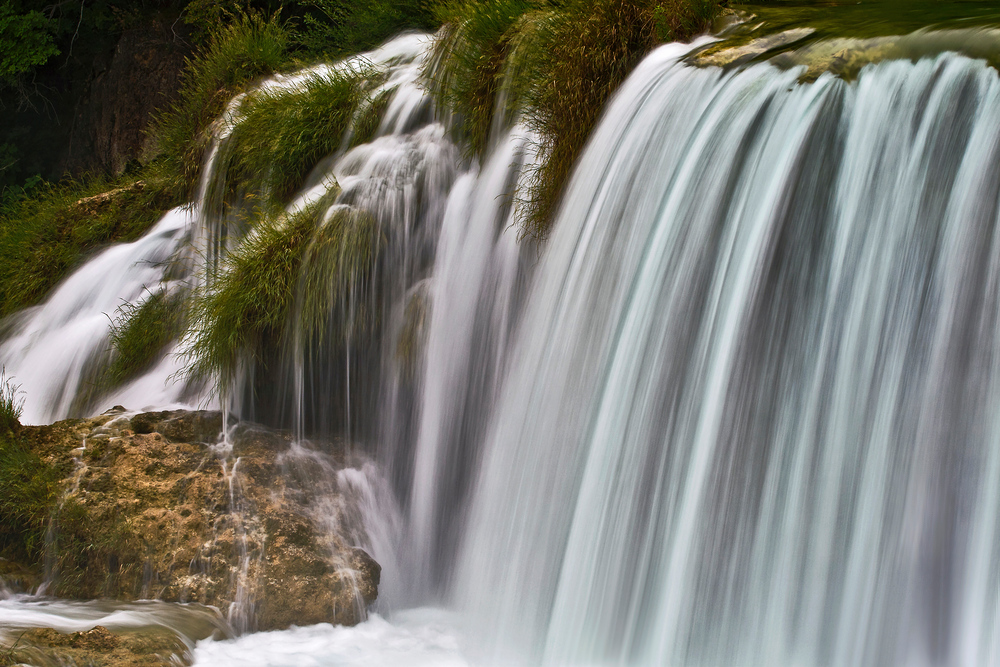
[453,45,1000,667]
[3,20,1000,667]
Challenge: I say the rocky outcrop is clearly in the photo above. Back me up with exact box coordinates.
[1,409,381,635]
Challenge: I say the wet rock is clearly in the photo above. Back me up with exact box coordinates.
[4,626,187,667]
[1,411,382,633]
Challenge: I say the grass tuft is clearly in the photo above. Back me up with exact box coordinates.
[0,376,57,565]
[221,65,378,205]
[152,11,293,198]
[0,370,22,434]
[297,206,383,344]
[430,0,724,237]
[185,196,383,397]
[104,289,187,389]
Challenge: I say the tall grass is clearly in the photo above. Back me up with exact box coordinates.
[430,0,724,237]
[104,289,187,389]
[185,197,381,396]
[221,66,377,206]
[0,370,22,434]
[153,12,293,197]
[298,0,438,58]
[0,373,58,564]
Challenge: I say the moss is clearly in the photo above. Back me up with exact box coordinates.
[431,0,724,237]
[103,289,188,389]
[0,170,183,318]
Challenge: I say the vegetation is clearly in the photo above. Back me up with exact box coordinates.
[430,0,724,237]
[221,65,377,205]
[0,171,183,318]
[104,289,187,388]
[185,198,381,395]
[0,374,59,565]
[153,11,294,198]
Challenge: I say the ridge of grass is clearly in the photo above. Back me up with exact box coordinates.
[0,374,58,565]
[0,170,183,319]
[152,11,293,199]
[185,194,382,397]
[429,0,725,237]
[220,65,380,206]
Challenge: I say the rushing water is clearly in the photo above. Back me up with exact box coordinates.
[4,24,1000,667]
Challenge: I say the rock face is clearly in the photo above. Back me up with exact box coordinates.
[4,409,381,634]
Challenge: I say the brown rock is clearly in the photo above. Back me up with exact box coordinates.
[2,411,382,633]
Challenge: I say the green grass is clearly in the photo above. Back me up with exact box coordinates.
[297,0,439,59]
[0,375,58,565]
[185,198,382,397]
[152,11,293,198]
[297,206,383,344]
[104,289,187,389]
[185,210,314,395]
[221,65,378,206]
[0,170,183,318]
[430,0,724,237]
[0,370,22,434]
[430,0,538,157]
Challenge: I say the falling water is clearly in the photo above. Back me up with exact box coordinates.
[2,20,1000,667]
[455,43,1000,667]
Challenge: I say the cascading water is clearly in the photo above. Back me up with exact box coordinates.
[454,43,1000,667]
[3,17,1000,667]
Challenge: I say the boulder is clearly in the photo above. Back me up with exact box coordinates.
[1,411,382,634]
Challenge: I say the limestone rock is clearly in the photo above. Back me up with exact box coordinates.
[2,411,382,634]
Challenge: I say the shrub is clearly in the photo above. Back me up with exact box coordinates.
[104,289,187,389]
[152,11,293,197]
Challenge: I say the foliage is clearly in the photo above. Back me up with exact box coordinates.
[184,207,316,394]
[0,370,22,434]
[104,289,187,388]
[152,11,293,197]
[349,89,393,148]
[0,375,58,564]
[430,0,723,237]
[430,0,537,157]
[185,199,382,396]
[297,206,382,344]
[0,170,182,318]
[297,0,437,59]
[222,65,375,205]
[0,4,58,81]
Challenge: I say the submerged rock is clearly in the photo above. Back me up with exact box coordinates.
[1,410,382,636]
